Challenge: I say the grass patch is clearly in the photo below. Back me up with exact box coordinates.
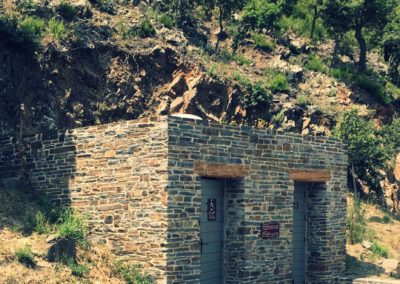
[296,93,308,107]
[59,1,76,21]
[57,209,88,247]
[346,203,367,244]
[269,74,289,93]
[114,261,153,284]
[386,81,400,101]
[131,19,156,38]
[355,75,391,105]
[16,245,36,268]
[34,211,52,234]
[371,242,389,258]
[252,34,275,52]
[64,258,88,277]
[330,64,358,81]
[20,16,45,40]
[48,19,66,40]
[306,54,327,73]
[233,54,251,65]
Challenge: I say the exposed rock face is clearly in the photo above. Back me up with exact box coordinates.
[394,153,400,182]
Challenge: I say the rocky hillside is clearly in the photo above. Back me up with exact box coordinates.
[0,0,400,212]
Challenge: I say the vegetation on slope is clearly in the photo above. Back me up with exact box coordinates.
[0,184,153,283]
[0,0,400,244]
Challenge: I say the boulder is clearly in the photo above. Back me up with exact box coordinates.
[361,240,372,249]
[159,28,188,47]
[47,239,76,262]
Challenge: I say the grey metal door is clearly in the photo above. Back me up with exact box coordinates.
[200,178,224,283]
[292,183,306,284]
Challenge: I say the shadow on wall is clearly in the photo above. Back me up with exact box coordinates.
[0,130,77,236]
[0,129,77,208]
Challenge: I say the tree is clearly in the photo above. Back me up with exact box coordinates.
[383,18,400,85]
[309,0,323,40]
[348,0,395,71]
[321,0,350,63]
[241,0,286,34]
[333,110,388,198]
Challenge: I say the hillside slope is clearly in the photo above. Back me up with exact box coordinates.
[0,1,400,214]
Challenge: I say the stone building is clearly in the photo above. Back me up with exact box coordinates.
[0,116,348,283]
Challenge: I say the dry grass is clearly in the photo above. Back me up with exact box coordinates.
[346,196,400,279]
[0,228,126,283]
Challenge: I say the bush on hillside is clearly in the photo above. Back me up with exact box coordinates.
[269,74,289,93]
[131,19,156,38]
[306,54,327,73]
[159,14,173,28]
[333,110,388,197]
[371,242,389,258]
[16,245,36,268]
[252,33,276,52]
[356,75,391,105]
[346,203,367,244]
[59,1,76,21]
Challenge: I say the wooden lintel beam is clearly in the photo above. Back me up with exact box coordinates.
[289,169,331,182]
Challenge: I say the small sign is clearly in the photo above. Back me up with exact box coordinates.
[207,198,216,221]
[293,202,299,209]
[261,222,280,238]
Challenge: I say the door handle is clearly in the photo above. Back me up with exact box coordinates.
[200,238,208,253]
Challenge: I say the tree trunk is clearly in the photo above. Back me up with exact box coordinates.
[310,5,318,39]
[332,33,340,66]
[355,24,367,72]
[219,1,223,34]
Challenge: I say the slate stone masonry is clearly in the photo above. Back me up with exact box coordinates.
[0,116,348,283]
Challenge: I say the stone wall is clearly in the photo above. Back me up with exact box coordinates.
[0,117,170,280]
[166,116,348,283]
[0,116,348,283]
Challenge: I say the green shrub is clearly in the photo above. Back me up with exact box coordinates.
[245,81,270,107]
[233,54,251,65]
[269,74,289,93]
[385,81,400,100]
[218,46,234,63]
[115,17,131,40]
[59,1,76,21]
[346,203,367,244]
[207,63,220,77]
[382,214,392,224]
[57,209,88,247]
[115,261,153,284]
[232,71,250,85]
[380,116,400,162]
[98,0,115,15]
[296,93,308,107]
[16,245,35,268]
[330,65,357,81]
[306,55,327,73]
[356,75,391,105]
[35,211,51,234]
[49,19,66,40]
[252,34,275,52]
[22,214,36,235]
[241,0,283,34]
[132,19,156,38]
[65,258,88,277]
[271,111,285,126]
[20,16,45,40]
[371,242,389,258]
[333,110,388,196]
[159,14,173,28]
